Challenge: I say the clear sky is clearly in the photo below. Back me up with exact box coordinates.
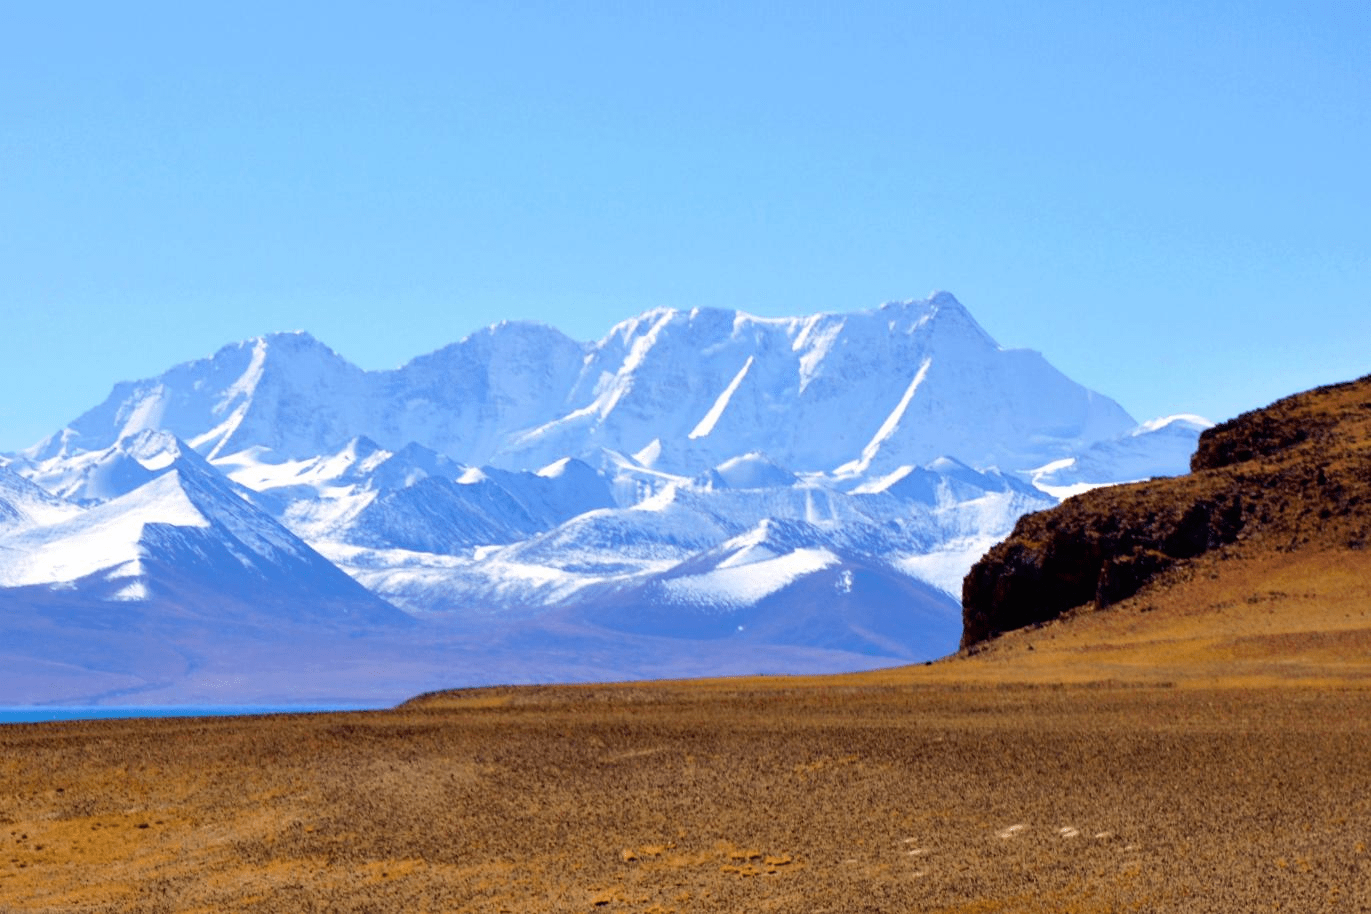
[2,1,1367,452]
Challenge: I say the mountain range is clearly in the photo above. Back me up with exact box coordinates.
[0,293,1208,705]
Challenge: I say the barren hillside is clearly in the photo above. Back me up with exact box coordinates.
[963,373,1371,653]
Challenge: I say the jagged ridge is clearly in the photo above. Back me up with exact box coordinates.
[22,294,1138,477]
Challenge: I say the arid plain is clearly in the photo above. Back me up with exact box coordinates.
[3,539,1369,913]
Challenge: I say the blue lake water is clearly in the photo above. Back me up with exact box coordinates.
[0,705,377,725]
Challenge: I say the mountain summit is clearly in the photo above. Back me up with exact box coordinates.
[27,293,1137,475]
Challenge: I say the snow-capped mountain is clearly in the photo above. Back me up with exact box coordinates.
[0,463,81,531]
[0,432,421,704]
[0,431,405,624]
[1,293,1208,705]
[24,293,1136,475]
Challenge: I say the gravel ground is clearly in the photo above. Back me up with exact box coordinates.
[2,679,1368,912]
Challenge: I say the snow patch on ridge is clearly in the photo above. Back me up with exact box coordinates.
[594,309,676,420]
[0,471,210,587]
[836,357,932,476]
[896,535,1006,597]
[1027,413,1211,498]
[848,464,916,495]
[1133,414,1213,436]
[1028,458,1101,500]
[660,547,841,608]
[223,338,269,405]
[117,386,169,441]
[794,316,843,394]
[537,457,574,478]
[689,356,754,439]
[191,338,269,459]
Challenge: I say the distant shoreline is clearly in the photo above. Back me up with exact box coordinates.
[0,704,377,725]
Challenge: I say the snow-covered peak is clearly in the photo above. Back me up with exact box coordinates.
[1132,414,1214,436]
[401,319,583,372]
[19,429,209,505]
[367,442,461,492]
[256,328,330,348]
[535,456,604,490]
[847,455,1034,506]
[497,293,1137,475]
[536,456,577,478]
[0,463,82,530]
[6,428,323,581]
[17,293,1140,484]
[0,470,210,588]
[216,437,460,503]
[19,330,369,465]
[599,306,683,348]
[308,436,390,482]
[865,291,993,343]
[698,452,798,490]
[1029,412,1211,499]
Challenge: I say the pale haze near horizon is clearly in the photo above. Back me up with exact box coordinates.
[2,2,1367,453]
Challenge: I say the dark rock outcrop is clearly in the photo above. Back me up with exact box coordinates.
[961,374,1371,649]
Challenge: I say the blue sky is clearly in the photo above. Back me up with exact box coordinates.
[2,1,1367,452]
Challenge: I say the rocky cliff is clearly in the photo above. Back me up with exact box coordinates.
[961,374,1371,648]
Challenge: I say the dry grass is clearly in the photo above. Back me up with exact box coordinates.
[3,543,1371,912]
[927,543,1371,689]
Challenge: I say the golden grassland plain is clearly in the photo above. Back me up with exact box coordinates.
[2,545,1370,913]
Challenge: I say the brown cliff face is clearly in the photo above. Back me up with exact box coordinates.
[961,374,1371,649]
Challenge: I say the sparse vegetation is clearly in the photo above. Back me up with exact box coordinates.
[2,652,1370,911]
